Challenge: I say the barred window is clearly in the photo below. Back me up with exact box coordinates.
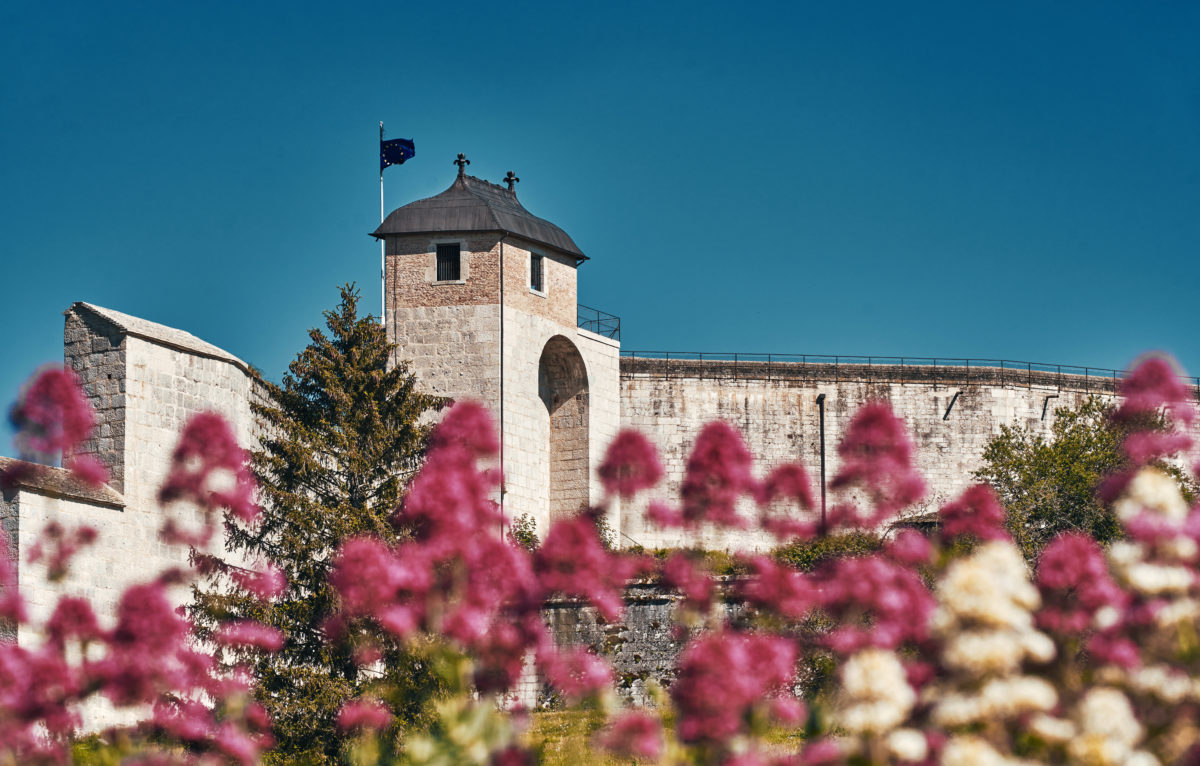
[436,243,461,281]
[530,254,544,293]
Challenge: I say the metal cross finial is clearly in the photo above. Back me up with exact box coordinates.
[504,171,520,192]
[454,153,470,176]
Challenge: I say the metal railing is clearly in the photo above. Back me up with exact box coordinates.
[619,351,1200,395]
[577,304,621,341]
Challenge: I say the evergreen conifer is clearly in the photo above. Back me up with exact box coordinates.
[191,284,444,763]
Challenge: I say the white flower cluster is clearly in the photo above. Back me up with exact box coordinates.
[926,540,1059,739]
[1108,469,1198,603]
[1096,663,1200,705]
[1113,468,1189,524]
[933,676,1057,728]
[1109,540,1195,597]
[932,541,1055,680]
[1064,688,1158,766]
[1022,687,1159,765]
[940,735,1035,766]
[837,648,915,734]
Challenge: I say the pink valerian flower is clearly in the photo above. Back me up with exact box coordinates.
[94,581,204,705]
[337,699,393,731]
[444,538,543,645]
[1123,430,1194,466]
[595,711,665,761]
[0,543,28,624]
[27,521,98,581]
[394,405,505,560]
[1086,629,1141,669]
[535,514,638,622]
[1036,533,1127,634]
[670,631,797,746]
[757,463,815,510]
[329,537,431,634]
[741,556,818,619]
[473,617,543,695]
[538,645,613,699]
[679,421,757,528]
[44,596,102,648]
[158,411,258,524]
[9,366,95,456]
[152,698,216,743]
[597,429,664,498]
[798,739,845,765]
[490,746,537,766]
[662,551,715,611]
[1114,355,1196,427]
[216,621,284,652]
[1112,356,1197,467]
[0,643,84,737]
[646,499,685,528]
[886,529,933,566]
[756,463,817,540]
[939,484,1009,542]
[769,695,807,725]
[817,554,935,654]
[428,399,500,455]
[330,401,558,697]
[831,403,925,523]
[230,561,287,600]
[67,454,109,486]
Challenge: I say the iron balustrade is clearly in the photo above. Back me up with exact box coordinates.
[577,304,621,341]
[618,351,1200,396]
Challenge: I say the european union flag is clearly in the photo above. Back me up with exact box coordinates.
[381,138,415,171]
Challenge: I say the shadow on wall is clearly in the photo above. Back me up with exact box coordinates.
[539,335,589,522]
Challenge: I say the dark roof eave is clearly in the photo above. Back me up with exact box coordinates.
[368,228,589,262]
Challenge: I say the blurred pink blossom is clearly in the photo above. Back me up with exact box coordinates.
[597,429,664,498]
[831,403,924,523]
[680,421,757,528]
[10,367,94,456]
[595,711,665,760]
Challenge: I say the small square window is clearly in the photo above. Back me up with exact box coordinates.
[436,243,461,281]
[530,254,544,293]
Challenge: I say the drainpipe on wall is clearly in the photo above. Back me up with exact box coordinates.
[498,234,508,538]
[816,393,827,535]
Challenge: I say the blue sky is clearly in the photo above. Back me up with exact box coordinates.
[2,1,1199,454]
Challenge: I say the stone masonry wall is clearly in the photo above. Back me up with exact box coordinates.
[499,306,622,541]
[64,311,128,492]
[619,358,1200,551]
[503,583,739,709]
[501,239,578,329]
[0,489,15,642]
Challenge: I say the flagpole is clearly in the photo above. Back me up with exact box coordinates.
[379,122,386,327]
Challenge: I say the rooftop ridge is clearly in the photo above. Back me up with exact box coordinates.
[71,302,252,375]
[0,456,125,509]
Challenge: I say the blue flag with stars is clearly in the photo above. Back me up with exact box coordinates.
[381,137,415,171]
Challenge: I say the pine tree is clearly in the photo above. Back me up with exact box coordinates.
[191,284,444,764]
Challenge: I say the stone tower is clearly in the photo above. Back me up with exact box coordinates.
[373,157,621,538]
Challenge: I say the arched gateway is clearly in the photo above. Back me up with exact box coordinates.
[538,335,590,521]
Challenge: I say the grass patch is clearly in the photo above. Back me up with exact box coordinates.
[525,709,624,765]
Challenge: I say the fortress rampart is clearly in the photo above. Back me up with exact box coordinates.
[618,353,1200,551]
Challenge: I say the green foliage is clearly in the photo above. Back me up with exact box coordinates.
[771,531,882,572]
[509,513,540,552]
[190,284,445,764]
[974,396,1197,562]
[526,710,617,766]
[593,513,617,552]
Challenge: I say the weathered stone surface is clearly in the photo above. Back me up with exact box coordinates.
[618,358,1200,551]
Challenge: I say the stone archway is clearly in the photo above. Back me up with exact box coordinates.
[538,336,590,522]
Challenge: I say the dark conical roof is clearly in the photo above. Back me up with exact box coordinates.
[372,173,586,260]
